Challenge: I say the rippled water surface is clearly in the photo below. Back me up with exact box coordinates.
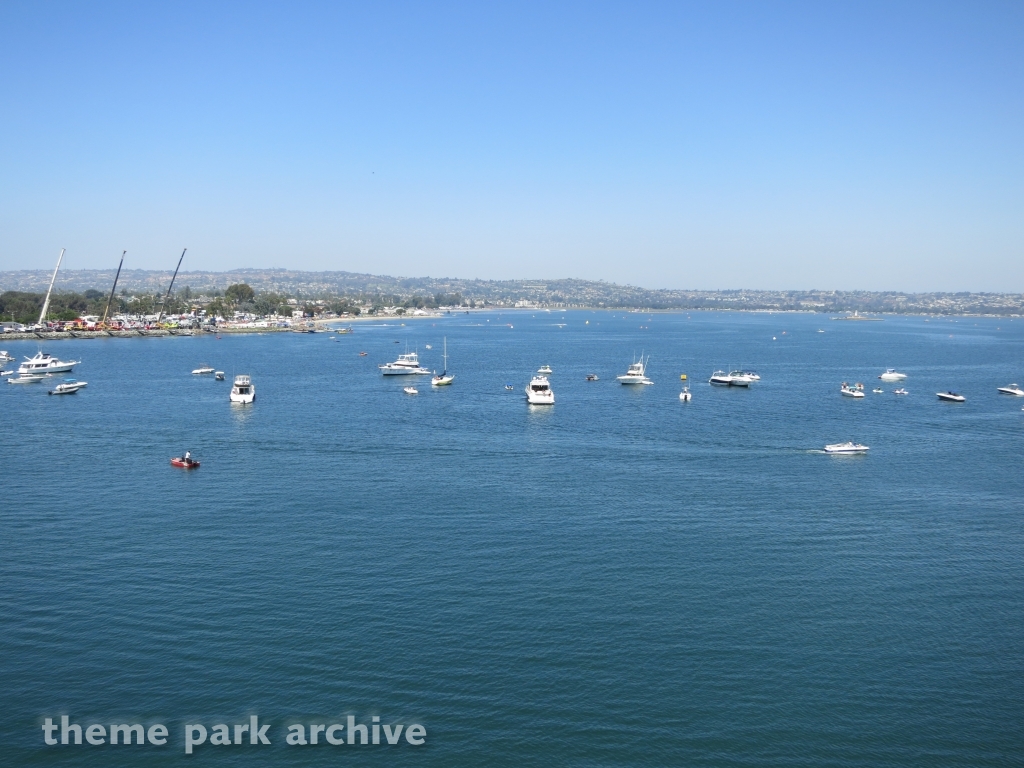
[3,311,1023,766]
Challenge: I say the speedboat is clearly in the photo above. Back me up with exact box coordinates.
[824,442,869,454]
[872,387,884,394]
[617,356,652,385]
[586,374,599,381]
[431,337,454,386]
[505,383,515,390]
[0,351,14,362]
[709,370,734,386]
[170,455,200,469]
[191,364,215,375]
[379,350,430,375]
[229,375,255,403]
[679,385,692,401]
[840,382,865,398]
[526,375,554,404]
[879,369,907,381]
[48,378,87,395]
[894,388,909,395]
[997,383,1024,396]
[728,370,756,385]
[403,386,418,395]
[537,365,553,375]
[18,351,79,375]
[8,374,45,384]
[937,391,965,402]
[215,371,225,380]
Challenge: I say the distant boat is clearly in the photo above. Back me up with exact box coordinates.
[586,374,599,381]
[997,383,1024,396]
[191,364,215,375]
[48,378,87,395]
[537,365,553,375]
[18,351,79,375]
[894,388,909,395]
[872,387,884,394]
[710,370,751,387]
[215,371,225,380]
[679,384,692,401]
[8,374,46,384]
[824,442,869,454]
[403,386,418,395]
[937,391,965,402]
[505,383,515,390]
[380,350,430,375]
[879,369,907,381]
[840,382,865,398]
[170,454,200,469]
[0,351,14,362]
[431,338,454,386]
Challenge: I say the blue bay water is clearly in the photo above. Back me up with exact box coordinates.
[2,310,1023,766]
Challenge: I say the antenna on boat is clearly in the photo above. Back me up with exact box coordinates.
[102,251,126,324]
[38,248,65,325]
[156,248,186,322]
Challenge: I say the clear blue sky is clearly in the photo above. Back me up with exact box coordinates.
[1,1,1021,291]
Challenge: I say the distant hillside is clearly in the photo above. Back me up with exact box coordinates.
[1,268,1022,315]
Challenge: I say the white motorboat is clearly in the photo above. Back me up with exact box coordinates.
[8,374,45,384]
[840,382,865,398]
[403,386,418,395]
[679,385,692,401]
[872,387,884,394]
[379,350,430,375]
[49,378,87,395]
[526,375,554,404]
[894,388,909,395]
[0,351,14,362]
[879,369,907,381]
[229,374,255,403]
[432,338,454,386]
[215,371,225,381]
[937,391,965,402]
[18,351,79,375]
[728,370,756,385]
[537,365,553,375]
[824,442,869,454]
[192,364,216,375]
[997,383,1024,396]
[586,374,599,381]
[617,355,652,385]
[710,370,750,387]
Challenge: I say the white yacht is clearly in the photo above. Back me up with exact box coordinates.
[824,442,869,454]
[379,350,430,375]
[229,375,255,403]
[537,365,553,375]
[937,391,965,402]
[997,383,1024,396]
[432,338,454,386]
[840,382,865,398]
[49,378,87,395]
[192,364,216,375]
[879,369,907,381]
[526,375,554,404]
[18,351,79,375]
[617,355,652,385]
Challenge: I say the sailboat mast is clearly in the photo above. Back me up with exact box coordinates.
[38,248,65,325]
[156,248,186,322]
[102,251,126,323]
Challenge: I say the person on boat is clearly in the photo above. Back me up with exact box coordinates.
[184,451,191,462]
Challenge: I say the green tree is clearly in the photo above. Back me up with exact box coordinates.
[225,283,255,304]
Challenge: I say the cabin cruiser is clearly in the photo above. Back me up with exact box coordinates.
[379,351,430,375]
[734,370,760,381]
[824,442,869,454]
[526,375,554,404]
[537,365,553,375]
[48,378,87,395]
[997,383,1024,396]
[7,374,45,384]
[840,382,865,398]
[18,351,79,375]
[191,364,215,375]
[710,370,749,387]
[229,375,255,403]
[937,391,965,402]
[617,356,652,385]
[879,369,907,381]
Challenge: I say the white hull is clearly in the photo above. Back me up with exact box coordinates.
[230,391,255,403]
[432,375,454,386]
[937,392,965,402]
[526,391,554,404]
[841,389,865,398]
[617,375,652,385]
[879,370,907,381]
[18,360,77,375]
[997,385,1024,396]
[381,366,431,375]
[825,442,869,454]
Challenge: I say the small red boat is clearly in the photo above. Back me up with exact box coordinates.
[170,457,200,469]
